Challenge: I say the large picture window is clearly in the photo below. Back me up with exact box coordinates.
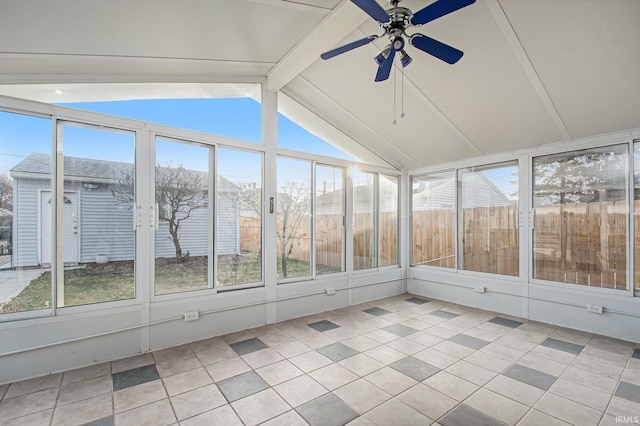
[458,161,519,276]
[379,174,398,267]
[315,165,345,275]
[411,171,456,268]
[533,144,628,289]
[635,141,640,292]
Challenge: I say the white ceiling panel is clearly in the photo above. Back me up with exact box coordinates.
[499,0,640,139]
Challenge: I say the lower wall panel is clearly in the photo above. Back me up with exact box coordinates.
[0,273,405,385]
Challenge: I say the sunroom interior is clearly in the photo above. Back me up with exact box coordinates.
[0,0,639,424]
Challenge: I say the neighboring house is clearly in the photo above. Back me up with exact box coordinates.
[10,153,241,268]
[412,173,513,211]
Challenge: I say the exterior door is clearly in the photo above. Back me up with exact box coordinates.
[41,191,78,264]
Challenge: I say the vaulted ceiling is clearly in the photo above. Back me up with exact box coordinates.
[0,0,638,170]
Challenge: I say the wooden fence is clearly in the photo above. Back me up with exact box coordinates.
[241,202,640,290]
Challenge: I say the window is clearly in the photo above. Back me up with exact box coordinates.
[154,138,212,295]
[315,165,345,275]
[0,111,52,315]
[276,157,311,280]
[635,141,640,292]
[352,171,399,270]
[352,170,376,270]
[533,144,628,289]
[60,122,136,307]
[379,174,399,267]
[217,148,263,287]
[458,161,519,275]
[411,171,456,268]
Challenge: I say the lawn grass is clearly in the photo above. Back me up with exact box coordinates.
[1,255,343,313]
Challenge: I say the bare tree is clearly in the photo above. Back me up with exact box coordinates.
[0,175,13,211]
[111,163,207,263]
[276,182,310,278]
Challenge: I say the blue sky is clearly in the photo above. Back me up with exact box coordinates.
[0,98,354,179]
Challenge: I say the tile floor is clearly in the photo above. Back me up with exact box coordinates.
[1,294,639,426]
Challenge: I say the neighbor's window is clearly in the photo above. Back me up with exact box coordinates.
[352,170,376,270]
[458,161,519,276]
[60,122,136,307]
[315,165,345,275]
[533,144,628,289]
[217,148,263,287]
[154,137,212,295]
[276,157,311,280]
[0,111,52,316]
[411,171,456,268]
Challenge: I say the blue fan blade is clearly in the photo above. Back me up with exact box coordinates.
[410,0,475,26]
[351,0,390,23]
[321,36,377,60]
[375,49,396,82]
[410,34,463,64]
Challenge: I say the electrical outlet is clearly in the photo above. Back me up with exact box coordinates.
[326,288,336,295]
[474,286,486,293]
[587,304,603,314]
[184,311,199,321]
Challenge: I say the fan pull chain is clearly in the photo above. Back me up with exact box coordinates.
[401,65,405,119]
[393,64,397,125]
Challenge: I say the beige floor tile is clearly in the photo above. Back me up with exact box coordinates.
[231,388,291,425]
[464,350,512,373]
[162,367,212,397]
[397,383,457,419]
[364,345,407,365]
[528,345,577,365]
[484,375,544,406]
[445,360,497,386]
[518,409,572,426]
[341,335,380,352]
[606,396,640,418]
[518,353,567,376]
[273,375,327,408]
[599,413,622,426]
[413,348,458,369]
[51,393,111,426]
[309,363,358,391]
[365,398,433,425]
[272,340,313,358]
[549,377,611,411]
[114,398,176,426]
[288,351,332,373]
[386,337,427,355]
[256,360,304,386]
[179,404,243,426]
[5,374,62,399]
[111,353,154,374]
[323,327,358,341]
[431,340,475,359]
[155,352,202,377]
[480,342,526,362]
[571,354,624,379]
[535,393,602,426]
[57,375,112,406]
[465,388,528,425]
[0,388,58,421]
[334,379,391,414]
[189,336,225,353]
[205,357,251,382]
[242,348,284,369]
[260,410,309,426]
[398,318,431,331]
[561,366,618,394]
[259,330,296,347]
[113,380,166,413]
[194,345,237,366]
[423,371,479,401]
[463,326,503,343]
[339,353,385,377]
[222,330,255,344]
[422,325,459,339]
[1,409,52,426]
[300,333,337,349]
[364,367,417,396]
[363,329,400,344]
[588,335,635,357]
[170,383,226,421]
[153,344,193,363]
[549,327,594,346]
[621,367,640,386]
[61,363,110,386]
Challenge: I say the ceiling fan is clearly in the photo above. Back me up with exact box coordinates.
[320,0,476,82]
